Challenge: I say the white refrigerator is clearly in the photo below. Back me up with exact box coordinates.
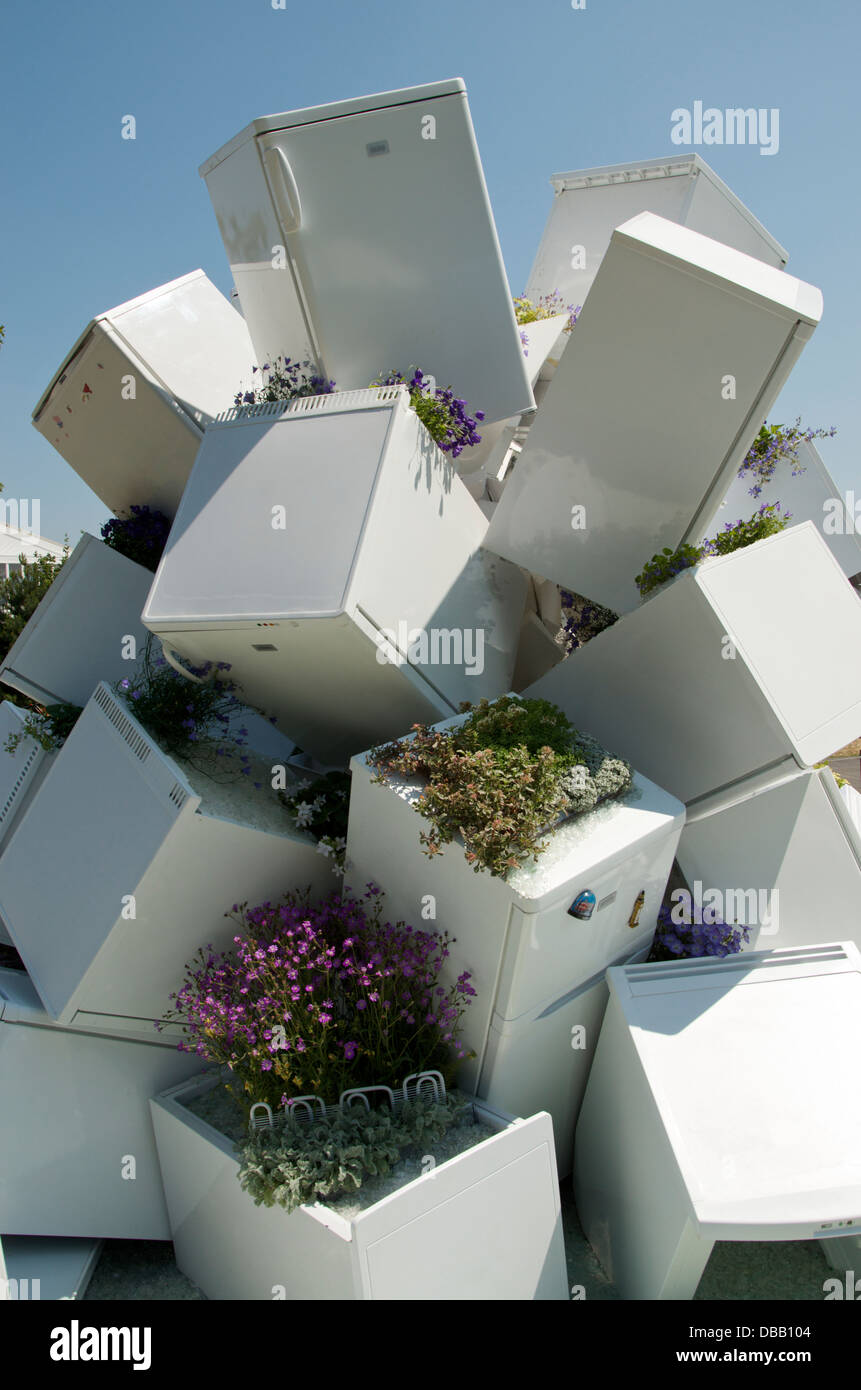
[0,966,201,1240]
[200,79,534,426]
[698,436,861,581]
[676,764,861,951]
[32,270,256,518]
[345,712,685,1175]
[142,388,527,764]
[525,523,861,806]
[526,153,787,314]
[485,212,822,615]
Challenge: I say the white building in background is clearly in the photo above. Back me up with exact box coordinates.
[0,525,66,581]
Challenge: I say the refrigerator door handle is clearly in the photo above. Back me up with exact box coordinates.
[262,145,302,234]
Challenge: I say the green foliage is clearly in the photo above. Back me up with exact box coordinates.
[635,542,703,598]
[635,503,792,597]
[707,502,790,557]
[0,549,68,661]
[4,702,82,754]
[369,696,632,879]
[236,1092,471,1213]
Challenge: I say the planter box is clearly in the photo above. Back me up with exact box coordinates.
[0,703,54,945]
[32,271,256,518]
[344,710,685,1175]
[143,388,527,763]
[150,1071,567,1300]
[0,967,200,1240]
[485,211,822,614]
[526,523,861,806]
[200,80,534,427]
[0,534,154,709]
[699,436,861,581]
[526,153,787,316]
[676,764,861,951]
[0,683,332,1028]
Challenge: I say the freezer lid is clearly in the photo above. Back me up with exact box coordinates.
[199,79,467,176]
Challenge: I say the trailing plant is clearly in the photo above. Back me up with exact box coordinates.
[280,768,351,874]
[370,367,484,458]
[236,1091,470,1213]
[558,589,619,654]
[513,290,580,353]
[706,501,792,557]
[738,418,836,499]
[100,505,171,572]
[161,887,476,1115]
[113,635,267,779]
[235,356,336,407]
[3,701,82,755]
[369,695,632,879]
[648,903,750,962]
[635,502,792,597]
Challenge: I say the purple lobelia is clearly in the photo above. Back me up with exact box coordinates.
[371,367,485,458]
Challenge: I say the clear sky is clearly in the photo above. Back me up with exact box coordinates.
[1,0,858,546]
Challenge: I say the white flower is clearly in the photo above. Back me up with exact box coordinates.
[293,801,315,828]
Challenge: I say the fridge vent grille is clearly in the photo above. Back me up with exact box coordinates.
[0,744,41,828]
[94,686,151,763]
[623,943,851,992]
[168,782,189,809]
[216,385,405,424]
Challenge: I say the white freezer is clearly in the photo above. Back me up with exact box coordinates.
[142,388,528,764]
[698,436,861,580]
[0,684,332,1028]
[526,154,787,313]
[32,270,256,518]
[676,764,861,951]
[344,711,685,1170]
[525,523,861,806]
[200,79,534,426]
[485,211,823,614]
[574,943,861,1299]
[0,966,200,1240]
[0,534,153,708]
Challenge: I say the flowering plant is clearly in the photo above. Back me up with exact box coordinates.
[162,887,476,1116]
[737,418,836,499]
[371,367,484,458]
[635,502,792,597]
[234,356,336,408]
[647,903,750,962]
[513,290,580,353]
[558,589,619,654]
[280,769,351,875]
[3,701,82,755]
[100,505,171,573]
[369,695,632,879]
[113,635,265,780]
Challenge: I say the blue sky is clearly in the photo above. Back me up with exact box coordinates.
[1,0,858,546]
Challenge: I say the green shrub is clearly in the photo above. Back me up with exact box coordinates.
[3,701,82,754]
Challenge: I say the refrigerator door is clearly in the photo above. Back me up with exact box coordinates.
[203,82,533,424]
[485,211,822,614]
